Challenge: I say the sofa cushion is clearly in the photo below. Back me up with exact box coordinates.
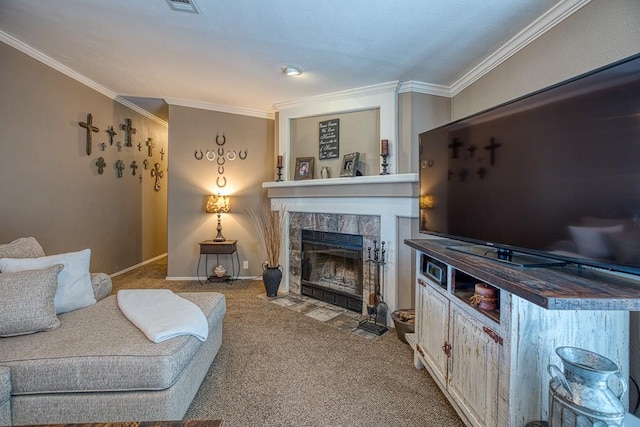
[0,249,96,314]
[0,292,226,395]
[0,265,62,337]
[0,237,45,260]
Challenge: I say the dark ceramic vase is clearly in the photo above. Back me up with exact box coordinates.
[262,264,283,297]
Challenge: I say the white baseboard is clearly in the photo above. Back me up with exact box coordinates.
[110,253,167,277]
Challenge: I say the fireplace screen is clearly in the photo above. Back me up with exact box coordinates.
[301,230,363,312]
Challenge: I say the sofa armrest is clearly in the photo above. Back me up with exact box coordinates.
[0,366,11,426]
[91,272,112,301]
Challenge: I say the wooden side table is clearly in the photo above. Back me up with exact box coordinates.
[198,240,239,284]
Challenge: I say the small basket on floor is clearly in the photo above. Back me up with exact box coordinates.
[391,309,415,344]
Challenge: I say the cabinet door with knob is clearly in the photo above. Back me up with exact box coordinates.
[416,276,450,386]
[447,304,501,427]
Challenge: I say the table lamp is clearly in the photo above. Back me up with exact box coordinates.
[205,194,230,241]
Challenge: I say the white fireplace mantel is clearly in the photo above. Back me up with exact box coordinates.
[263,173,418,198]
[264,173,419,315]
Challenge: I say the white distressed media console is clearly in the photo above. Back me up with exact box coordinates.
[405,238,637,427]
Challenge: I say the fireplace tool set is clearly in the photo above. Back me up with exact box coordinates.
[358,240,389,336]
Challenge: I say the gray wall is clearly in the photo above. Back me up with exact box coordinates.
[166,105,274,279]
[0,41,168,274]
[398,92,451,174]
[452,0,640,120]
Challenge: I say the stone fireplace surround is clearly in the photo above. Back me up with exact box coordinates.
[264,173,419,318]
[290,213,379,314]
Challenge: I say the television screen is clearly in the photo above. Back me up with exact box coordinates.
[419,53,640,275]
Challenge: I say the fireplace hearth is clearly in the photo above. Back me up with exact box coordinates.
[301,230,363,312]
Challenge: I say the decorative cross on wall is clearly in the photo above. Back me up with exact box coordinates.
[120,118,136,147]
[151,162,163,191]
[146,138,154,157]
[95,157,106,175]
[79,113,99,156]
[106,126,117,145]
[115,160,125,178]
[130,160,138,176]
[160,148,165,161]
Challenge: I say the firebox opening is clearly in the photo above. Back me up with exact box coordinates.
[301,230,363,313]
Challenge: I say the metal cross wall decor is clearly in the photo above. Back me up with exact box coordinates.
[115,160,125,178]
[120,118,136,147]
[95,157,106,175]
[151,162,163,191]
[106,126,117,145]
[146,138,154,157]
[79,113,99,156]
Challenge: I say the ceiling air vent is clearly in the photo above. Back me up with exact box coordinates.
[165,0,200,14]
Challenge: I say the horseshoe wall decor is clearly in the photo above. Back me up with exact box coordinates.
[216,133,226,146]
[194,149,203,160]
[216,176,227,187]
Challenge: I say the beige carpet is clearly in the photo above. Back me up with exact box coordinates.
[112,257,464,427]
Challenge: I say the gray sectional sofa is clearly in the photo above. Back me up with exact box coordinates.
[0,238,226,425]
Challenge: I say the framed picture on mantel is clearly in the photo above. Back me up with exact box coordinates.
[340,152,360,177]
[294,157,314,180]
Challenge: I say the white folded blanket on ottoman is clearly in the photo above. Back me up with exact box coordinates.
[117,289,209,343]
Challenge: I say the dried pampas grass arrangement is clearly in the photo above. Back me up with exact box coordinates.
[247,197,286,268]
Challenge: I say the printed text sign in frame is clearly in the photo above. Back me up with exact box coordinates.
[319,119,339,160]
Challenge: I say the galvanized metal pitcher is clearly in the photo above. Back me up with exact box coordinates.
[547,346,626,427]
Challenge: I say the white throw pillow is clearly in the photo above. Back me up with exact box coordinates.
[0,248,96,314]
[568,225,624,259]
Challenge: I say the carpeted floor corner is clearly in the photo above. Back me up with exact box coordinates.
[112,257,464,427]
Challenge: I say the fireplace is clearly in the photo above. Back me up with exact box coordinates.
[300,230,363,312]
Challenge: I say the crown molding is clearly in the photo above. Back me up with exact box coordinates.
[163,98,275,120]
[398,81,452,97]
[449,0,592,96]
[0,30,168,127]
[2,0,590,118]
[273,81,400,111]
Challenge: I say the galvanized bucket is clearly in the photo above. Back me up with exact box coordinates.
[547,346,626,427]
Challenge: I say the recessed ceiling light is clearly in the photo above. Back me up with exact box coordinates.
[281,65,303,76]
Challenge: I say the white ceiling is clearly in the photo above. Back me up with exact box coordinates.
[0,0,587,118]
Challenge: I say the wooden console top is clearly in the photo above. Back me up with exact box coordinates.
[405,238,640,311]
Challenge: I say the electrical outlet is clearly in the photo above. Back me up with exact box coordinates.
[243,260,249,269]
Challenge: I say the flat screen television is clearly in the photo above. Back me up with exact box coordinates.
[418,53,640,276]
